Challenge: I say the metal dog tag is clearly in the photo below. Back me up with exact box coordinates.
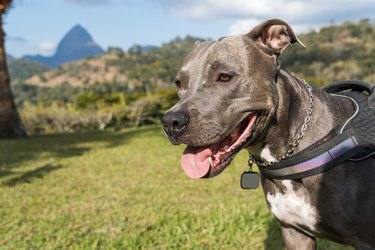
[240,171,260,189]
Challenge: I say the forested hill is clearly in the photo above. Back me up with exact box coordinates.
[282,19,375,87]
[14,36,203,92]
[9,19,375,106]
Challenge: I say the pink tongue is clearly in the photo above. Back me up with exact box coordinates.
[181,146,212,179]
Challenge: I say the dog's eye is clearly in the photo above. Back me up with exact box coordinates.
[218,73,233,82]
[174,79,182,88]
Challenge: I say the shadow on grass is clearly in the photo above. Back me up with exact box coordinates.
[3,163,64,186]
[0,126,162,168]
[264,218,284,250]
[0,169,17,178]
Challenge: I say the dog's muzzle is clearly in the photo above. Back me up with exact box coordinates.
[162,111,189,141]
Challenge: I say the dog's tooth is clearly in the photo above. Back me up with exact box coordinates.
[209,157,213,167]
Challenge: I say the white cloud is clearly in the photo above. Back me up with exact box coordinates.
[229,19,317,36]
[154,0,375,21]
[152,0,375,35]
[7,36,28,43]
[38,42,56,56]
[228,18,261,36]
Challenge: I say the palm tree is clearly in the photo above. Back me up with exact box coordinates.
[0,0,27,138]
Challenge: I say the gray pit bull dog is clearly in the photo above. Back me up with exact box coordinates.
[162,19,375,249]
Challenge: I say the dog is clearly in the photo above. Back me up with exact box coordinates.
[162,19,375,249]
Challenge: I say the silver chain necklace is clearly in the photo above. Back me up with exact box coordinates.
[249,78,315,167]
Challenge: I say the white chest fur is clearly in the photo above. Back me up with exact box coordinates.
[266,180,319,234]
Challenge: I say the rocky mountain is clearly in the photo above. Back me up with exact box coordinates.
[23,25,105,68]
[21,36,200,91]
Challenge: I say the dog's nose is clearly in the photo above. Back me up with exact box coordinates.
[162,111,189,137]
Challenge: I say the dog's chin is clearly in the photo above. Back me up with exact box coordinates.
[180,114,259,179]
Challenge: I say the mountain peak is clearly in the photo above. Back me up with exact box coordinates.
[59,24,93,47]
[23,25,104,68]
[71,24,86,32]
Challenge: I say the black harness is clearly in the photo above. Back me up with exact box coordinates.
[260,80,375,179]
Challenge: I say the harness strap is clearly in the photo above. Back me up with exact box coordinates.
[259,80,375,180]
[260,131,360,179]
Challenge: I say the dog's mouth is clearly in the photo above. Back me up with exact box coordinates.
[181,114,258,179]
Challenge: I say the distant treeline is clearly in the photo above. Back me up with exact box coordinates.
[8,19,375,134]
[282,19,375,87]
[9,36,202,107]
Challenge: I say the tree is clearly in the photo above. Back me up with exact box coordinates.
[0,0,27,138]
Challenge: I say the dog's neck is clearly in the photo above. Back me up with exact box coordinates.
[248,69,355,163]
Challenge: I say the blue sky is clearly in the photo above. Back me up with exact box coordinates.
[5,0,375,58]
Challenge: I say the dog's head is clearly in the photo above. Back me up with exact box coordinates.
[162,19,304,179]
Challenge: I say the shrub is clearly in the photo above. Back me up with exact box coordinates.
[75,92,126,110]
[20,103,129,135]
[19,90,178,135]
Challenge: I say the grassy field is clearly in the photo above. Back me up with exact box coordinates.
[0,126,351,249]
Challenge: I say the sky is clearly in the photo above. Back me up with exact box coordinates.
[5,0,375,58]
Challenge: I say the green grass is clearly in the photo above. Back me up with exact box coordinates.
[0,126,351,249]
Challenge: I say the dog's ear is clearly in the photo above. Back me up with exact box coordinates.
[248,19,305,55]
[195,40,203,48]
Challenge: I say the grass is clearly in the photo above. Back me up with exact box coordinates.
[0,126,352,249]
